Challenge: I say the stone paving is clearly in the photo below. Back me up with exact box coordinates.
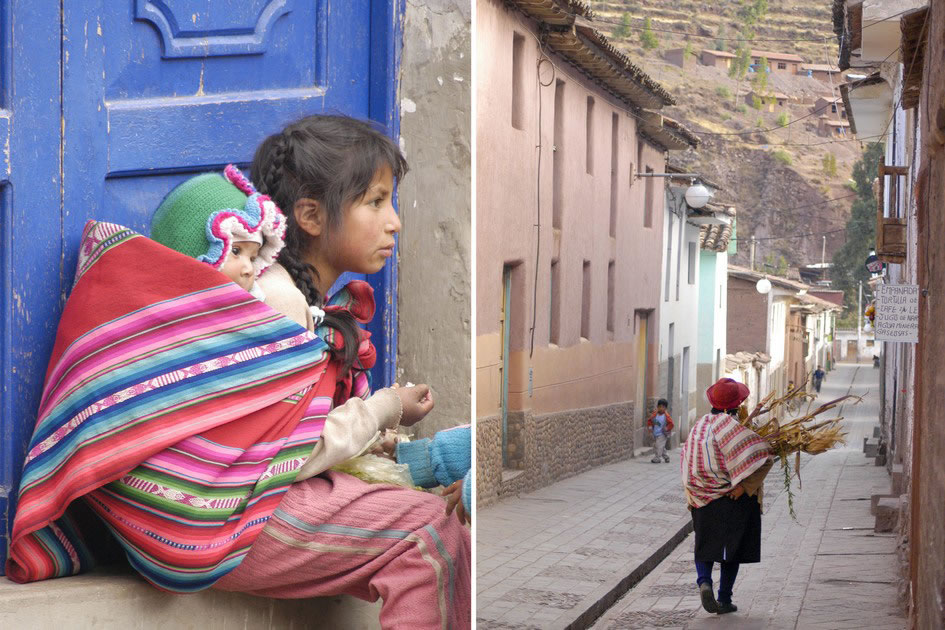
[478,363,908,630]
[477,433,691,628]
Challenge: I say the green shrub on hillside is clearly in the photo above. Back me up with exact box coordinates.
[715,85,731,99]
[640,17,659,50]
[737,104,748,114]
[822,152,838,178]
[772,149,792,165]
[776,112,789,127]
[613,13,631,39]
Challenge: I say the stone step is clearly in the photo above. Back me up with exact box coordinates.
[870,493,895,516]
[0,569,381,630]
[863,437,880,458]
[874,496,901,533]
[873,425,881,438]
[892,462,905,494]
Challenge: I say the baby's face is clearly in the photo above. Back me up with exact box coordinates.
[221,240,261,292]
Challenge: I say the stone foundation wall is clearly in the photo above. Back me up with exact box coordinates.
[477,401,635,508]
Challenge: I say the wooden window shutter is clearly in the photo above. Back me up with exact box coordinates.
[876,159,908,263]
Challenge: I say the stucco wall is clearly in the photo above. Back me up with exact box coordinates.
[657,196,701,438]
[726,276,769,355]
[398,0,471,437]
[476,0,665,423]
[913,8,944,621]
[476,402,635,508]
[696,251,727,417]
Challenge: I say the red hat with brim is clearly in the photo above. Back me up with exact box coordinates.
[706,378,750,409]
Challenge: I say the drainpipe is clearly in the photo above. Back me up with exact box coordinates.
[857,280,863,361]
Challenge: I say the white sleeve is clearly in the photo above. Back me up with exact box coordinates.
[293,388,403,482]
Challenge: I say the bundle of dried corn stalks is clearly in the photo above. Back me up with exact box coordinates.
[737,379,860,519]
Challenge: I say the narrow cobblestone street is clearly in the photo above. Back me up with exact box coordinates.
[478,364,907,629]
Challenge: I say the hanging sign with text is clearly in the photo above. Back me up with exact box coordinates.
[874,284,919,343]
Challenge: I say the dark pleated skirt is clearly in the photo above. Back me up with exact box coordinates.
[691,493,762,563]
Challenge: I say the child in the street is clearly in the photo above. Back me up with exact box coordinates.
[647,399,674,463]
[813,365,826,393]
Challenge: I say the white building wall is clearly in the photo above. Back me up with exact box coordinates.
[658,192,702,439]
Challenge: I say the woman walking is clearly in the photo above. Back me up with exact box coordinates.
[681,378,773,615]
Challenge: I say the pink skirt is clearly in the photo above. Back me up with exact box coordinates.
[214,471,470,630]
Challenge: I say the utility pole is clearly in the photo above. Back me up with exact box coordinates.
[857,280,863,361]
[822,236,826,284]
[750,235,756,271]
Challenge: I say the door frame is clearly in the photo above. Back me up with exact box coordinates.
[0,0,406,573]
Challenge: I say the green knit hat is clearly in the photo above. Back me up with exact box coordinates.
[150,164,286,275]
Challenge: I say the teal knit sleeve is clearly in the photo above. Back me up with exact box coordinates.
[397,425,471,488]
[462,468,472,516]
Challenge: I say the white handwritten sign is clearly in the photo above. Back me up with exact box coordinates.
[874,284,919,343]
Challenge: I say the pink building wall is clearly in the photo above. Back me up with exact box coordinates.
[476,0,666,422]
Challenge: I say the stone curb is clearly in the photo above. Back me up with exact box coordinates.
[561,517,694,630]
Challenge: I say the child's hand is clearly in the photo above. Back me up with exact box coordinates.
[394,383,434,426]
[368,430,399,460]
[442,480,469,525]
[729,485,745,500]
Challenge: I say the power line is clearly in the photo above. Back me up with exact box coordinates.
[691,106,825,136]
[731,227,848,242]
[696,131,886,147]
[690,47,900,137]
[599,7,915,44]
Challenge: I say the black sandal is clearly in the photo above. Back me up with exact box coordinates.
[699,582,718,613]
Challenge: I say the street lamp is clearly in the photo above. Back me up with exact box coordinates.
[755,262,775,294]
[685,183,712,209]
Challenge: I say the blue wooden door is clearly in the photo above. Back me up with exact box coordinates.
[1,0,403,572]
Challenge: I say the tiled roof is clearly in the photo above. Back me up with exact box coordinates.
[507,0,676,109]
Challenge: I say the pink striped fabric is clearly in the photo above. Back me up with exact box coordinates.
[681,412,771,508]
[215,471,471,630]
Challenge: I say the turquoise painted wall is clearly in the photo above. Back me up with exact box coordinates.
[698,251,718,363]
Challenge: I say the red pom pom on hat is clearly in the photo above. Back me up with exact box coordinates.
[706,378,750,409]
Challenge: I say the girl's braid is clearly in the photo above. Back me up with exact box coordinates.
[253,131,360,373]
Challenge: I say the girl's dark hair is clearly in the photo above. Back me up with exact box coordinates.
[711,407,740,415]
[252,115,409,374]
[657,398,669,407]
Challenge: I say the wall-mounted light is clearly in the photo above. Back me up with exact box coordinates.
[684,183,712,209]
[756,277,772,294]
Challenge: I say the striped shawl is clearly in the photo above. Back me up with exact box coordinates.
[6,221,374,592]
[681,412,771,509]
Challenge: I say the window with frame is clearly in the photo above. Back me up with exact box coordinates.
[511,32,526,129]
[777,62,787,70]
[552,80,565,229]
[586,96,595,174]
[607,261,615,333]
[581,260,592,339]
[644,165,654,227]
[688,242,696,284]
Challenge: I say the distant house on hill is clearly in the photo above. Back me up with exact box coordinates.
[800,63,842,83]
[700,49,736,70]
[812,96,847,120]
[664,47,696,68]
[744,90,789,111]
[818,116,850,137]
[700,49,804,75]
[750,50,804,74]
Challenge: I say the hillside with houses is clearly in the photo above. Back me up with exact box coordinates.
[591,0,864,271]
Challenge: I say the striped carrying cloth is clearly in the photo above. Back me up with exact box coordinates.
[6,221,374,592]
[681,412,771,508]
